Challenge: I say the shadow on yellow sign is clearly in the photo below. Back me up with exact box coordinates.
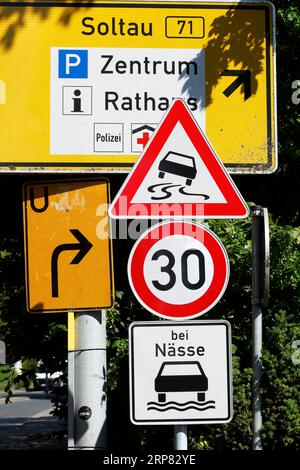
[23,179,114,313]
[0,2,276,173]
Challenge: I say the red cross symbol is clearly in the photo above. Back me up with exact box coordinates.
[137,132,150,148]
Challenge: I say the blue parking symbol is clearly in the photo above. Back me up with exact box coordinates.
[59,50,88,78]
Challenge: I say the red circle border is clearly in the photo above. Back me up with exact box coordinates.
[128,221,229,319]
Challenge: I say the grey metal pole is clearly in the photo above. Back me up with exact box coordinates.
[0,340,6,364]
[71,311,107,450]
[251,206,264,450]
[68,343,75,449]
[68,312,76,449]
[174,425,188,450]
[173,215,196,452]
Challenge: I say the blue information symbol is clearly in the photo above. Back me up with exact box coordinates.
[58,50,88,78]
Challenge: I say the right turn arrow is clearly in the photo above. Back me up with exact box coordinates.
[220,70,252,101]
[51,229,93,298]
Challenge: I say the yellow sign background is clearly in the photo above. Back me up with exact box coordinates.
[23,179,114,312]
[0,1,276,173]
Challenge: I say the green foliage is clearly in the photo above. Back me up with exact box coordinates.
[105,214,299,450]
[106,291,131,390]
[261,310,300,449]
[0,214,293,448]
[0,364,13,392]
[0,235,67,404]
[0,363,26,395]
[49,370,68,421]
[189,217,299,450]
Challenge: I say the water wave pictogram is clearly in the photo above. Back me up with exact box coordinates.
[147,400,216,412]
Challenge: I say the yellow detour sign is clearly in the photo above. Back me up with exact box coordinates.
[0,1,276,173]
[23,179,114,313]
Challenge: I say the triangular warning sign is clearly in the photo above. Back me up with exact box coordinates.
[109,99,249,219]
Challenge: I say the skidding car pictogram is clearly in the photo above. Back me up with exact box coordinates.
[158,152,197,186]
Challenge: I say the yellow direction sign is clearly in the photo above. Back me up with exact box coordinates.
[0,1,276,173]
[23,179,114,313]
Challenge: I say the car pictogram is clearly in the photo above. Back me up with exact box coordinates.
[154,361,208,403]
[158,151,197,186]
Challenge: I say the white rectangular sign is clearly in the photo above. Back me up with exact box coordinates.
[50,47,205,155]
[129,320,232,425]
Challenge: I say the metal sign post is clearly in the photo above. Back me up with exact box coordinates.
[0,340,6,364]
[68,312,75,450]
[251,205,270,451]
[68,311,107,450]
[71,311,107,450]
[22,180,114,450]
[174,425,188,451]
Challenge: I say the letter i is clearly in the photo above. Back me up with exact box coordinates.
[72,89,83,112]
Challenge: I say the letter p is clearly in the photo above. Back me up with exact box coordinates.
[66,54,81,75]
[59,50,88,79]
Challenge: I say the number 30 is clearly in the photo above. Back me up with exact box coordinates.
[151,249,205,291]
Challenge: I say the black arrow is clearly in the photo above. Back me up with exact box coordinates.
[51,229,93,298]
[220,70,251,100]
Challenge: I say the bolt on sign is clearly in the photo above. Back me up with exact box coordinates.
[0,1,276,173]
[23,179,114,313]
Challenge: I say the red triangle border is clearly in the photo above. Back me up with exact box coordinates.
[110,99,249,219]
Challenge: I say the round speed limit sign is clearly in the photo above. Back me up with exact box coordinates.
[128,221,230,320]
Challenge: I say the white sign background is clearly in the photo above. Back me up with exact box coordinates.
[51,48,205,155]
[143,234,214,305]
[127,221,230,320]
[129,321,232,425]
[131,121,226,204]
